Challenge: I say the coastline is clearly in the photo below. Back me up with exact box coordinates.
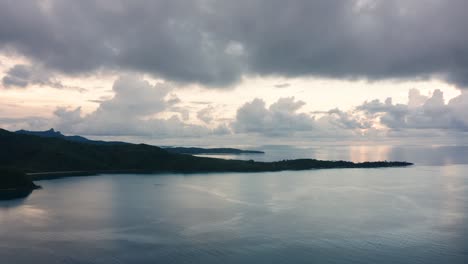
[0,161,413,201]
[28,161,413,181]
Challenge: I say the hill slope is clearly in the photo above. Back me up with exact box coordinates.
[15,129,264,155]
[15,128,128,145]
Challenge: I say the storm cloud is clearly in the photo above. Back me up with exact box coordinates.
[1,0,468,88]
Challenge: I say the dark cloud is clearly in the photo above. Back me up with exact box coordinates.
[2,64,31,87]
[2,64,86,91]
[0,0,243,86]
[1,0,468,87]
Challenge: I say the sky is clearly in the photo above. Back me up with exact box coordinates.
[1,0,468,147]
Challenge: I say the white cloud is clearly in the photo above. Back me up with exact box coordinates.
[357,89,468,131]
[50,75,230,138]
[232,97,315,136]
[2,79,468,143]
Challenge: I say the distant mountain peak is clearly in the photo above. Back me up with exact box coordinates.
[14,128,127,146]
[16,128,64,138]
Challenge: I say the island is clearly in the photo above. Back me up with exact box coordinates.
[16,129,265,155]
[163,147,264,155]
[16,129,264,155]
[0,128,412,199]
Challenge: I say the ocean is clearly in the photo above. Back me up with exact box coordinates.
[1,144,467,263]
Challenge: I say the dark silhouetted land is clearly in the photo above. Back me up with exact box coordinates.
[1,128,412,199]
[163,147,264,155]
[16,129,264,155]
[0,167,40,200]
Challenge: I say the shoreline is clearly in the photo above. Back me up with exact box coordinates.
[28,161,413,181]
[0,161,413,201]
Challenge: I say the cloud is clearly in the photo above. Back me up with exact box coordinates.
[0,0,243,86]
[318,108,372,130]
[2,64,86,91]
[408,88,428,108]
[50,75,229,137]
[232,89,468,138]
[357,89,468,131]
[232,97,315,135]
[1,72,467,140]
[0,116,51,131]
[92,75,174,118]
[1,0,468,87]
[274,83,290,88]
[197,106,214,124]
[190,101,212,105]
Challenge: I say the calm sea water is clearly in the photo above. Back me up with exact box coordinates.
[1,145,468,263]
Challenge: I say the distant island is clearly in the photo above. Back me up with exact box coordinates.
[16,129,265,155]
[1,128,412,200]
[163,147,264,155]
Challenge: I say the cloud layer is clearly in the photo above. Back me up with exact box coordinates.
[233,97,314,136]
[358,89,468,131]
[51,75,226,137]
[1,0,468,87]
[2,64,85,91]
[1,74,467,142]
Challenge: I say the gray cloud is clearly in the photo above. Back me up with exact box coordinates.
[197,106,214,124]
[2,84,468,140]
[2,64,31,87]
[51,75,229,137]
[1,0,468,88]
[232,89,468,138]
[274,83,291,89]
[190,101,212,105]
[2,64,86,91]
[357,89,468,131]
[232,97,315,136]
[319,108,372,130]
[0,116,51,131]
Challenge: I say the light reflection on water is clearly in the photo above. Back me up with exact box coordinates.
[1,145,468,263]
[197,144,468,166]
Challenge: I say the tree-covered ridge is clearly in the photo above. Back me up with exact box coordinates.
[0,128,412,175]
[15,129,265,155]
